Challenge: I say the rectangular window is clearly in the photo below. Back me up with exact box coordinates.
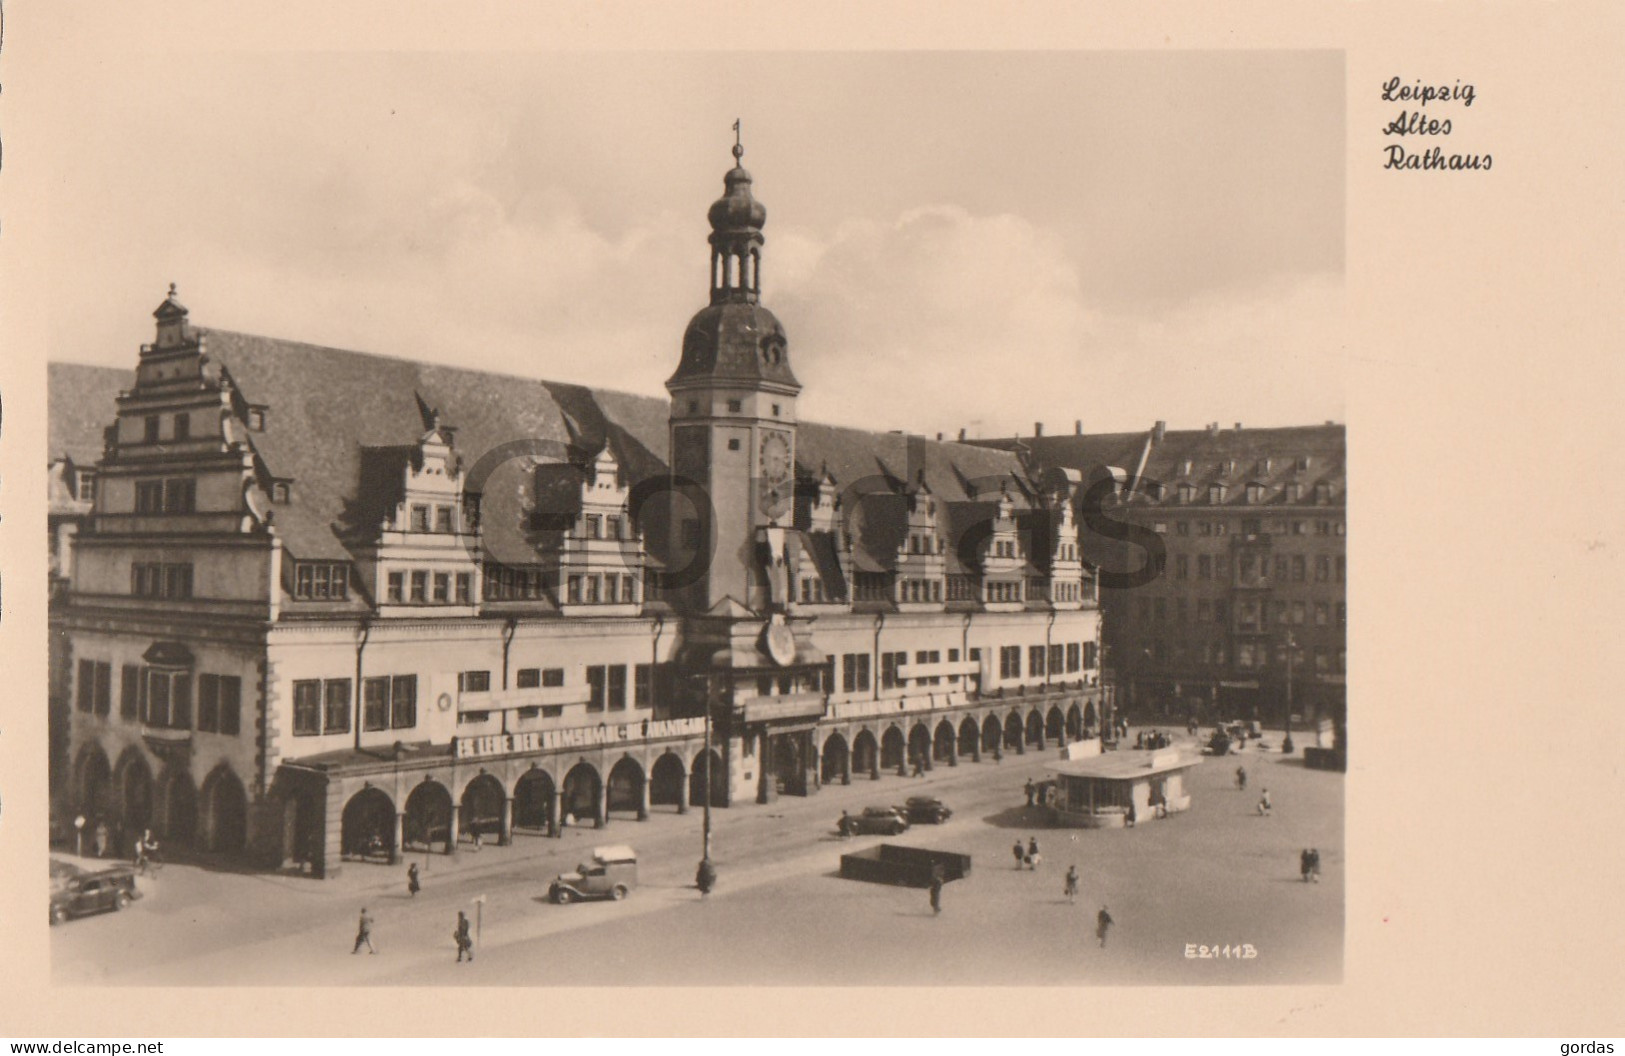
[77,660,95,713]
[635,664,653,708]
[516,668,541,689]
[1176,521,1189,536]
[459,670,491,694]
[197,673,220,733]
[166,564,194,599]
[1049,644,1065,674]
[1292,602,1307,625]
[1293,556,1306,582]
[1316,556,1331,582]
[145,669,171,727]
[1316,603,1330,626]
[1275,556,1289,580]
[173,413,190,441]
[585,514,602,539]
[121,664,141,720]
[390,675,417,729]
[387,572,404,603]
[999,646,1021,679]
[1274,600,1289,624]
[219,676,241,736]
[411,571,428,602]
[312,563,330,599]
[1198,555,1212,579]
[292,680,322,736]
[410,505,430,532]
[608,665,628,711]
[1083,642,1098,670]
[459,711,491,724]
[568,576,582,604]
[1066,643,1081,673]
[1175,555,1188,579]
[144,415,161,442]
[587,666,607,711]
[433,573,450,603]
[622,574,637,604]
[324,679,352,733]
[881,652,899,689]
[542,668,565,688]
[162,478,196,514]
[363,677,390,731]
[1177,598,1188,623]
[436,506,454,533]
[136,481,164,513]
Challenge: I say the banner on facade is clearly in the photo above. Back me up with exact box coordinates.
[454,716,705,761]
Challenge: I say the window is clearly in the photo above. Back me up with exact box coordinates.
[121,665,141,720]
[1066,643,1081,672]
[1177,598,1188,623]
[164,564,194,599]
[999,646,1021,679]
[621,575,637,603]
[77,660,111,715]
[880,652,900,689]
[390,675,417,729]
[436,506,454,533]
[1292,601,1307,625]
[1049,644,1064,675]
[363,677,390,731]
[248,409,265,431]
[459,670,491,694]
[842,653,871,692]
[324,679,352,733]
[293,680,322,736]
[219,676,241,735]
[410,505,430,533]
[1275,556,1289,581]
[1153,521,1168,534]
[727,399,742,413]
[516,668,541,689]
[173,414,190,441]
[771,404,781,416]
[727,438,741,451]
[587,666,607,711]
[542,668,564,687]
[1176,521,1189,536]
[387,572,404,603]
[198,673,220,732]
[1175,555,1188,580]
[197,674,240,734]
[607,665,628,711]
[1274,600,1289,625]
[132,562,194,599]
[1084,642,1098,670]
[431,573,449,603]
[293,562,349,600]
[585,514,602,539]
[144,416,161,442]
[460,711,491,724]
[456,573,472,603]
[1198,555,1212,580]
[144,669,171,726]
[135,481,165,513]
[585,575,601,603]
[1292,556,1307,582]
[162,478,196,514]
[411,571,428,602]
[1316,556,1331,582]
[635,664,654,708]
[568,576,582,604]
[1316,602,1330,626]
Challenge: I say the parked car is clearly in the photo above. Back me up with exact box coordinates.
[901,796,953,824]
[843,807,910,836]
[50,867,141,925]
[549,845,638,904]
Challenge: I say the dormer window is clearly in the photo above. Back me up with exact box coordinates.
[1246,483,1264,504]
[1178,484,1196,505]
[1297,456,1311,470]
[1316,482,1333,504]
[1209,483,1227,504]
[247,408,266,431]
[1287,483,1304,502]
[1257,458,1271,473]
[144,416,161,443]
[293,561,350,600]
[272,482,290,503]
[1222,459,1236,475]
[76,471,96,501]
[435,505,454,533]
[1180,459,1194,476]
[174,414,190,441]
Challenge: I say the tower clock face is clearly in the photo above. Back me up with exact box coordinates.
[759,431,792,517]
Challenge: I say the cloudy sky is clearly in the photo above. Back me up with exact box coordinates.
[40,50,1344,437]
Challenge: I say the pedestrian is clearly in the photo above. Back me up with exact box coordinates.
[911,754,924,779]
[1300,848,1312,882]
[696,857,717,896]
[1027,837,1042,870]
[1064,866,1079,903]
[471,826,483,851]
[993,744,1003,763]
[1257,789,1272,816]
[1096,906,1113,947]
[1125,802,1136,828]
[1235,765,1247,791]
[352,907,376,954]
[1024,779,1036,807]
[93,821,108,859]
[454,911,473,962]
[1309,848,1321,883]
[1012,840,1026,870]
[928,875,943,915]
[837,810,852,838]
[407,862,421,898]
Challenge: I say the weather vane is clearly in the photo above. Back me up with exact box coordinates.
[732,118,743,161]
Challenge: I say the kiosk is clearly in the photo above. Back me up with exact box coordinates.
[1045,748,1200,829]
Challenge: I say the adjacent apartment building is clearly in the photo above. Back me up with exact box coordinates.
[53,145,1107,877]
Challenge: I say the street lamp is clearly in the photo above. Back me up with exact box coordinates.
[1282,631,1297,754]
[695,675,717,896]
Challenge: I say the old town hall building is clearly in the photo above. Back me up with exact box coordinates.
[56,144,1106,876]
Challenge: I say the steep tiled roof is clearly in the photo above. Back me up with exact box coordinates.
[59,330,1036,570]
[48,362,132,465]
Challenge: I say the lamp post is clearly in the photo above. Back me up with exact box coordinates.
[1282,632,1297,754]
[696,675,717,896]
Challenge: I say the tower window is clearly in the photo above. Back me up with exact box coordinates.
[771,403,781,416]
[144,416,160,442]
[727,399,742,413]
[173,414,190,441]
[727,438,741,451]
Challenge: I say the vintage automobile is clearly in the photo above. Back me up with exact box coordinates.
[548,845,638,904]
[841,806,910,836]
[50,866,141,925]
[901,796,953,824]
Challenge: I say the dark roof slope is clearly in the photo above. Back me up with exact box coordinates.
[48,362,132,465]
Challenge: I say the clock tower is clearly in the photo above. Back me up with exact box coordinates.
[666,135,801,615]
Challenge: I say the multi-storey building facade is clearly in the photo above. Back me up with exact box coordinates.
[975,421,1346,742]
[55,144,1106,877]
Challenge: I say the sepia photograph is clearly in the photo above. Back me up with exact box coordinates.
[37,49,1348,988]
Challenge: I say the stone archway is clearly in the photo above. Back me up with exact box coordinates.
[404,780,454,852]
[341,786,396,860]
[460,773,506,842]
[1004,712,1024,750]
[851,730,880,780]
[513,768,556,834]
[200,766,248,854]
[982,714,1003,752]
[933,719,956,763]
[881,725,907,772]
[1066,704,1083,741]
[1046,706,1065,742]
[689,749,725,807]
[959,716,980,758]
[562,762,603,827]
[75,745,115,830]
[1026,709,1046,749]
[607,756,646,818]
[821,732,851,784]
[116,750,155,849]
[162,768,198,849]
[650,752,687,811]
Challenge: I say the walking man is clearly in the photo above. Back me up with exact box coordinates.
[407,862,421,898]
[928,875,943,915]
[1064,865,1080,904]
[352,907,376,954]
[1026,837,1042,870]
[1096,905,1113,948]
[1012,840,1026,870]
[454,911,474,963]
[1309,848,1321,883]
[1258,788,1272,816]
[1024,779,1036,807]
[837,810,852,838]
[1300,848,1313,882]
[1235,765,1247,791]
